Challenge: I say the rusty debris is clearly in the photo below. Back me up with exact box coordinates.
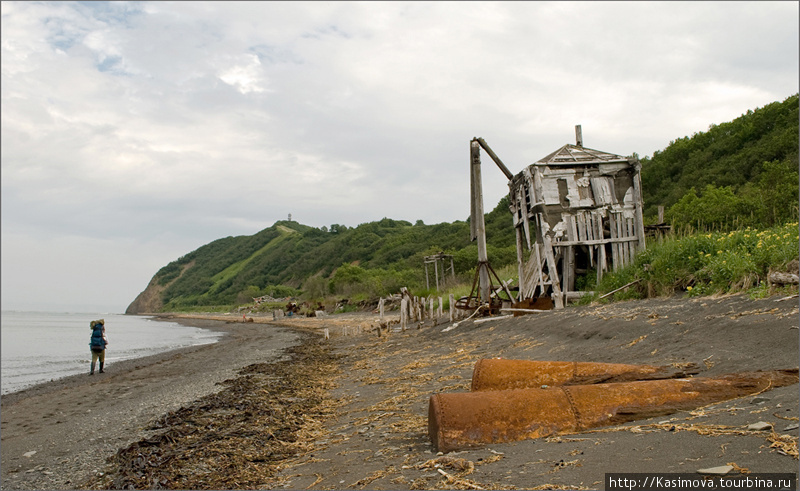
[471,359,701,391]
[429,367,798,453]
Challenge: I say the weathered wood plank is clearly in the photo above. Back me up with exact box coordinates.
[565,244,575,293]
[520,186,532,250]
[515,226,527,298]
[608,212,620,268]
[541,234,564,308]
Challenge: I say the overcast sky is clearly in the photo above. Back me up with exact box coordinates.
[2,1,798,313]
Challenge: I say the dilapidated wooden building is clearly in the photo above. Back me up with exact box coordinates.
[509,127,646,308]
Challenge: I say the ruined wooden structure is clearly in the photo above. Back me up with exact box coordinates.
[508,126,646,308]
[424,253,455,291]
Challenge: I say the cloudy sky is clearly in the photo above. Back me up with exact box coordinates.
[2,1,797,313]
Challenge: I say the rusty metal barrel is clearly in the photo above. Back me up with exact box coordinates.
[471,359,699,391]
[430,369,798,453]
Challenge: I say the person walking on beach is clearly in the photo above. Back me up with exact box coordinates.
[89,319,108,375]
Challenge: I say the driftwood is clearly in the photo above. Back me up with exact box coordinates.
[598,279,641,299]
[769,272,799,285]
[499,308,548,314]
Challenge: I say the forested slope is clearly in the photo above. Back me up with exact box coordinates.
[641,93,798,228]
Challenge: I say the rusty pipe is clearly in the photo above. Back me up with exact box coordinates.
[471,359,700,391]
[429,369,798,453]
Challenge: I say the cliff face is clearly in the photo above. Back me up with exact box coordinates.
[126,260,196,314]
[125,275,166,314]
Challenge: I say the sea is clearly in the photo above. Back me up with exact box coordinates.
[1,311,224,395]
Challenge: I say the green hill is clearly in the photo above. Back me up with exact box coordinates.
[126,199,517,313]
[127,94,799,313]
[641,93,798,229]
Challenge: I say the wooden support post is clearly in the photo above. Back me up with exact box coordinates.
[438,296,443,319]
[425,263,430,290]
[632,161,647,252]
[434,259,440,291]
[608,212,619,268]
[515,225,527,299]
[565,244,575,296]
[401,298,408,331]
[379,297,385,323]
[449,294,455,322]
[470,139,491,304]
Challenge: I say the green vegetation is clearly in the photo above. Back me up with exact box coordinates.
[154,197,518,311]
[138,94,798,313]
[641,93,799,230]
[592,222,799,302]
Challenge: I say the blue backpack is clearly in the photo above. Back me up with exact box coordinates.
[90,325,106,349]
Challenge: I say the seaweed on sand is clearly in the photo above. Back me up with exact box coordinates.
[84,334,342,490]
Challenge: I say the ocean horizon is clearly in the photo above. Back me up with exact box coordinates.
[1,311,223,395]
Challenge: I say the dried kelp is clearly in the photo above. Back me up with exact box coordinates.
[84,334,341,490]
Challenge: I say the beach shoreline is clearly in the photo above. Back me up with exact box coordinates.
[0,316,304,490]
[2,295,798,490]
[0,316,232,406]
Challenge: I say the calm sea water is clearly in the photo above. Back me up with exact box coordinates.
[1,311,223,395]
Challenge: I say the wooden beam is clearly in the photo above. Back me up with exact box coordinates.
[550,236,641,247]
[476,137,514,180]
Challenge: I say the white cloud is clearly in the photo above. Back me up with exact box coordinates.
[218,53,268,94]
[1,1,797,312]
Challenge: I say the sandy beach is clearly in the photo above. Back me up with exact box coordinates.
[1,294,798,490]
[1,317,302,490]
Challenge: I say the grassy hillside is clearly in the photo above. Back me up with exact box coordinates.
[144,197,517,311]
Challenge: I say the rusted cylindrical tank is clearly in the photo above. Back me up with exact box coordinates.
[430,369,798,453]
[471,359,699,391]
